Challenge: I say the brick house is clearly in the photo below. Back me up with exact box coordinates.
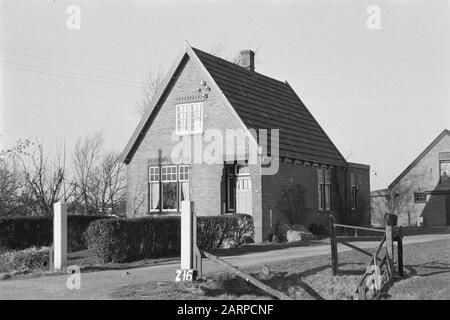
[120,43,371,242]
[371,129,450,227]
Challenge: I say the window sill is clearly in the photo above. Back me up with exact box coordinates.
[175,131,204,136]
[147,211,180,215]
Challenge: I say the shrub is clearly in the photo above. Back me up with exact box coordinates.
[0,215,109,252]
[309,223,328,236]
[84,216,181,263]
[85,214,254,263]
[279,184,309,225]
[0,247,50,273]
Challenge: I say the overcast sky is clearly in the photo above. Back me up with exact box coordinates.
[1,0,449,190]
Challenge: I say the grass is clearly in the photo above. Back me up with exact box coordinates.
[110,238,450,300]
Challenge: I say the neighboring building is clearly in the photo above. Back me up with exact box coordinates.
[371,129,450,227]
[120,43,370,242]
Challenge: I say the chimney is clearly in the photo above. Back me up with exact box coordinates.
[239,50,255,72]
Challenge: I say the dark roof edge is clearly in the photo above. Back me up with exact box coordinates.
[370,188,390,196]
[388,129,450,189]
[348,162,370,170]
[119,51,187,164]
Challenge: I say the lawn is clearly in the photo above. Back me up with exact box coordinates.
[110,238,450,300]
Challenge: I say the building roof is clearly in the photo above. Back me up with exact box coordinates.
[388,129,450,189]
[370,188,390,197]
[120,43,347,166]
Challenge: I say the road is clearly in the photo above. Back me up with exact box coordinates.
[1,233,449,300]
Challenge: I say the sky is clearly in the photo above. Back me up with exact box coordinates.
[0,0,449,190]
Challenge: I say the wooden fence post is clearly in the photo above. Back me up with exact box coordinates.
[329,215,338,275]
[397,226,404,277]
[384,213,397,281]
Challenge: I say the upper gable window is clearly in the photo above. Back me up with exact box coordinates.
[440,160,450,183]
[176,102,203,134]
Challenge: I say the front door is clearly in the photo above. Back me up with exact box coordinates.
[446,195,450,226]
[236,176,252,214]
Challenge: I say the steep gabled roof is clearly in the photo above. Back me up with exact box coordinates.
[388,129,450,189]
[120,43,347,166]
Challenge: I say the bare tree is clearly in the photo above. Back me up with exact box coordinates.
[136,67,165,116]
[20,139,67,216]
[0,138,31,159]
[0,157,26,216]
[71,133,126,215]
[0,138,32,216]
[71,132,103,214]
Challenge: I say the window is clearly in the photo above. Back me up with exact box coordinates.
[440,161,450,183]
[235,164,250,176]
[226,164,236,212]
[351,172,357,210]
[161,166,178,211]
[149,165,190,213]
[149,167,160,212]
[176,102,203,134]
[179,165,190,204]
[414,192,427,203]
[318,168,331,211]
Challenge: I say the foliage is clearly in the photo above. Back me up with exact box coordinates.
[0,247,50,273]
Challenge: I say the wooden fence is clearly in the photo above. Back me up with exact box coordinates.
[329,214,404,299]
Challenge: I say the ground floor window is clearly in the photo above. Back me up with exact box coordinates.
[149,167,160,212]
[318,168,331,211]
[351,172,357,210]
[149,164,189,213]
[225,164,235,212]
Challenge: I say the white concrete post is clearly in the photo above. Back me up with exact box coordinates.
[53,202,67,270]
[181,201,193,270]
[180,201,202,279]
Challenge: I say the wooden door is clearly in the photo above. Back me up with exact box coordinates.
[446,195,450,226]
[236,176,252,214]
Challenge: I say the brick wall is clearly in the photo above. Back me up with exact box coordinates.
[261,162,330,241]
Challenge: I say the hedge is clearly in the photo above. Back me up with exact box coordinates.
[0,216,109,252]
[85,214,254,263]
[0,247,50,273]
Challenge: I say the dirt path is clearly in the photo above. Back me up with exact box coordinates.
[1,233,449,300]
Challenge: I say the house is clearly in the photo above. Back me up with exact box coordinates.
[371,129,450,227]
[120,43,371,242]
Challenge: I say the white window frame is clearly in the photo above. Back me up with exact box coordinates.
[176,102,203,135]
[149,166,160,212]
[161,165,178,211]
[179,165,190,182]
[318,168,331,211]
[179,165,190,204]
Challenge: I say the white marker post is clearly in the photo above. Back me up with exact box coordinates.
[178,201,202,281]
[53,202,68,270]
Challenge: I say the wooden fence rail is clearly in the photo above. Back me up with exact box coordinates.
[203,251,293,300]
[329,215,404,277]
